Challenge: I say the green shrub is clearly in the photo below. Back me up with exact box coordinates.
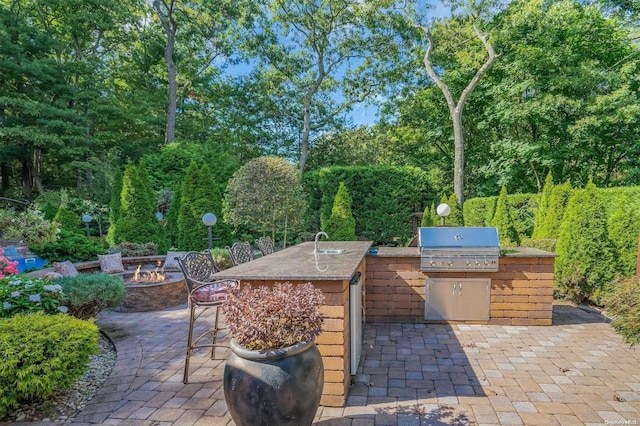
[210,248,233,270]
[602,276,640,346]
[532,172,554,239]
[520,238,557,253]
[555,182,615,303]
[54,273,125,320]
[179,162,232,250]
[30,229,105,262]
[0,275,67,318]
[539,181,573,239]
[447,194,464,226]
[303,165,432,245]
[106,168,123,246]
[107,242,158,257]
[463,196,496,227]
[420,204,433,227]
[0,312,99,417]
[607,199,640,277]
[0,210,59,249]
[492,186,521,247]
[53,206,82,234]
[116,163,167,250]
[323,182,357,241]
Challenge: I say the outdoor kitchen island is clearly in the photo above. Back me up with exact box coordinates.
[213,240,372,408]
[365,246,556,326]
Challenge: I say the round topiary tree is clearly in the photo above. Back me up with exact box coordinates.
[555,182,615,303]
[532,172,554,239]
[223,156,307,247]
[116,163,167,251]
[323,182,356,241]
[491,186,520,247]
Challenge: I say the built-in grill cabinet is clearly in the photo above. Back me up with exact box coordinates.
[425,278,491,321]
[419,227,499,321]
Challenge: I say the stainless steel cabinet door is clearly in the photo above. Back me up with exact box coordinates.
[425,278,490,321]
[425,280,459,320]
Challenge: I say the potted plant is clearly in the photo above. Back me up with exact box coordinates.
[222,281,325,426]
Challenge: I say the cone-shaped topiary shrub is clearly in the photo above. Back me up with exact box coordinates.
[532,172,554,239]
[53,206,82,234]
[421,204,432,227]
[555,182,615,303]
[106,168,123,246]
[607,199,640,277]
[491,186,520,247]
[323,182,356,241]
[116,163,167,250]
[539,180,573,239]
[447,194,463,226]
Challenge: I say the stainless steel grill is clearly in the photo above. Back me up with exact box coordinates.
[418,227,500,272]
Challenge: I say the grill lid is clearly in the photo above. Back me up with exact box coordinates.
[418,227,499,248]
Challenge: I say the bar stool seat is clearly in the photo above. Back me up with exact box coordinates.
[176,251,237,383]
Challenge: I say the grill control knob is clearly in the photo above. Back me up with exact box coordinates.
[465,260,471,266]
[484,260,489,266]
[447,260,453,266]
[475,261,480,266]
[430,261,435,267]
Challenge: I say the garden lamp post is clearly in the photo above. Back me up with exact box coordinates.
[82,214,92,237]
[202,213,217,250]
[436,203,451,226]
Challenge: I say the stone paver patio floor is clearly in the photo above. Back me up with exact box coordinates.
[15,303,639,426]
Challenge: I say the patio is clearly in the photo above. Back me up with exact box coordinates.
[40,303,640,425]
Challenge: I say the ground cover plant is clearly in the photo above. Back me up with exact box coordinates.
[0,312,99,417]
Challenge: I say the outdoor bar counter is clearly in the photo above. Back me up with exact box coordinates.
[214,240,372,407]
[214,242,556,407]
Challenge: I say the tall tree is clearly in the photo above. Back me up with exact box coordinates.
[249,0,388,173]
[415,15,498,205]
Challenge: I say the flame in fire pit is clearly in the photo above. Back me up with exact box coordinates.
[129,264,166,283]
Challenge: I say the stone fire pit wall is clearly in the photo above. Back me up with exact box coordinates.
[365,247,555,326]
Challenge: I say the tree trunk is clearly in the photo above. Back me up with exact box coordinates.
[418,23,499,206]
[21,159,32,194]
[153,0,177,144]
[299,98,312,174]
[1,163,9,191]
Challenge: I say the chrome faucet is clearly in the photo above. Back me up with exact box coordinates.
[314,231,328,254]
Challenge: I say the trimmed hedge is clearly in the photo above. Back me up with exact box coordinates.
[303,166,432,246]
[0,312,99,417]
[463,193,538,239]
[602,276,640,346]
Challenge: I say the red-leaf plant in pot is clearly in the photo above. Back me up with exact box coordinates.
[222,282,325,426]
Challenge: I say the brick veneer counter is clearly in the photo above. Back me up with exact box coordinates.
[365,247,556,326]
[213,240,371,408]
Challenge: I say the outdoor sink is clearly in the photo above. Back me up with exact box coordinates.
[312,249,345,255]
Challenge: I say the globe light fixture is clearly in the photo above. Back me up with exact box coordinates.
[202,213,217,250]
[82,214,92,237]
[436,203,451,226]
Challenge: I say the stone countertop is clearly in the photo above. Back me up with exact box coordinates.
[369,246,557,257]
[213,241,372,281]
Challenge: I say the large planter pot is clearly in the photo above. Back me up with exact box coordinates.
[223,338,324,426]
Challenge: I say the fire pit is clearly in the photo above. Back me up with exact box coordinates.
[119,265,188,313]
